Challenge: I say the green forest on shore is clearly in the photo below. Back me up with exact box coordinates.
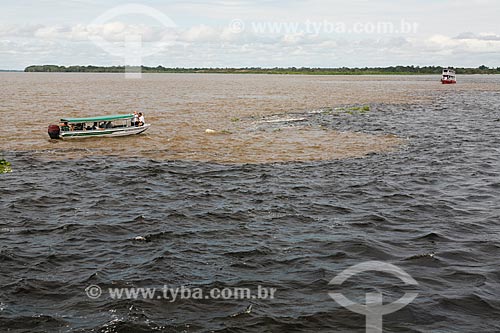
[24,65,500,75]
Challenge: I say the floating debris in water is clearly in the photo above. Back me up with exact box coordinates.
[406,252,436,260]
[230,304,253,317]
[0,159,12,174]
[336,105,371,113]
[258,117,307,124]
[205,129,232,135]
[308,105,371,116]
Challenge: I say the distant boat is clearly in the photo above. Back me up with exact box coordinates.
[441,68,457,84]
[48,114,150,139]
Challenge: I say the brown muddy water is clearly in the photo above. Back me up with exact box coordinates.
[1,73,500,332]
[0,72,473,163]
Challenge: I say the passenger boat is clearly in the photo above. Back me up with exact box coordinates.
[48,114,150,139]
[441,68,457,84]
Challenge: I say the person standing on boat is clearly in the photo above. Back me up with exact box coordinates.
[132,111,139,127]
[138,112,145,126]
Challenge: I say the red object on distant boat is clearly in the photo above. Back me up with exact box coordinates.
[441,68,457,84]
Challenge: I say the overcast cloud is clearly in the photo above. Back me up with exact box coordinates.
[0,0,498,69]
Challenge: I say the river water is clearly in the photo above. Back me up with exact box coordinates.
[0,73,499,332]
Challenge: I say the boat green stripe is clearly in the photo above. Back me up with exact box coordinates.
[62,131,114,137]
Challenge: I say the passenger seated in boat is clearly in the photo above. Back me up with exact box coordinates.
[60,122,71,131]
[92,122,98,130]
[138,113,145,126]
[105,121,113,129]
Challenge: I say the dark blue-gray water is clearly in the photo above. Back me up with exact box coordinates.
[1,84,500,332]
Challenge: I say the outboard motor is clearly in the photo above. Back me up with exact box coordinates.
[48,125,61,139]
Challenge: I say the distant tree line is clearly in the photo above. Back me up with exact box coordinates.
[24,65,500,75]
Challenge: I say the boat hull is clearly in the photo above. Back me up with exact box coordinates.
[60,124,151,139]
[441,79,457,84]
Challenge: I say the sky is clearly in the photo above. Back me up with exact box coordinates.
[0,0,499,69]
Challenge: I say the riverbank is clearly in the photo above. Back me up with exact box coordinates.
[24,65,500,75]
